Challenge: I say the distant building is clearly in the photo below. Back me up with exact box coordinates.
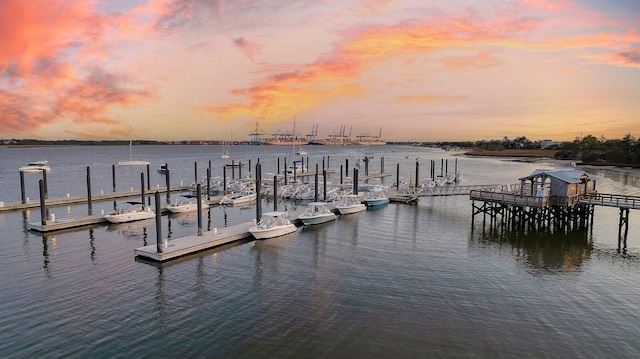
[540,139,562,149]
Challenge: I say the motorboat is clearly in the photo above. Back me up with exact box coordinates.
[335,194,366,214]
[361,188,389,207]
[104,202,155,223]
[157,164,167,175]
[249,211,297,239]
[298,202,337,225]
[220,190,257,205]
[166,195,207,213]
[19,160,51,173]
[286,160,307,173]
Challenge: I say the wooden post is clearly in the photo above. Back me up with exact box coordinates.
[87,167,93,215]
[165,166,171,204]
[20,171,26,204]
[415,161,419,188]
[284,158,288,185]
[206,168,211,200]
[194,161,198,184]
[277,158,281,175]
[42,169,48,199]
[353,167,359,195]
[445,159,448,176]
[197,183,203,236]
[273,175,278,211]
[314,164,319,202]
[293,163,297,183]
[146,164,150,190]
[140,172,145,209]
[112,164,117,192]
[381,157,384,173]
[155,192,163,253]
[223,166,227,194]
[249,160,252,177]
[340,165,343,184]
[231,160,235,179]
[39,179,46,226]
[327,155,330,170]
[364,157,369,176]
[255,163,262,222]
[396,163,400,190]
[345,159,349,177]
[323,169,327,201]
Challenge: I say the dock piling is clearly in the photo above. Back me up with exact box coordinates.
[112,164,116,192]
[87,167,93,215]
[255,163,262,222]
[140,172,145,209]
[165,166,171,204]
[146,165,150,190]
[396,163,400,190]
[314,164,319,202]
[155,192,163,253]
[194,161,198,184]
[206,168,211,200]
[39,179,46,226]
[223,166,227,194]
[42,169,48,199]
[20,171,26,204]
[273,175,278,211]
[340,165,343,184]
[353,168,359,195]
[197,184,203,236]
[323,169,327,201]
[381,157,384,173]
[415,161,419,188]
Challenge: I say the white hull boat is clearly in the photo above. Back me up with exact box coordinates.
[249,211,297,239]
[335,194,366,214]
[104,206,155,223]
[220,190,257,205]
[362,188,389,207]
[298,202,337,225]
[167,196,207,213]
[19,160,51,173]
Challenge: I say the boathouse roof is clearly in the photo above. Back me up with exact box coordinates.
[519,169,596,184]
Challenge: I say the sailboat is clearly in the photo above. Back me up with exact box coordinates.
[221,133,231,159]
[118,126,150,166]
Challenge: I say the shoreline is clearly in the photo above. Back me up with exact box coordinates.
[464,149,560,158]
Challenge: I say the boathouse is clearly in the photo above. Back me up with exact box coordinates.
[518,169,597,206]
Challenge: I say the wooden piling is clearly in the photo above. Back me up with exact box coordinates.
[353,168,359,195]
[223,166,227,194]
[42,169,48,199]
[140,172,145,208]
[206,168,211,200]
[396,163,400,190]
[323,169,327,201]
[255,163,262,222]
[415,161,419,188]
[155,192,163,254]
[20,171,26,204]
[39,179,46,226]
[146,164,151,190]
[165,166,171,204]
[112,164,116,192]
[87,167,93,214]
[197,183,203,236]
[273,175,278,211]
[314,164,319,202]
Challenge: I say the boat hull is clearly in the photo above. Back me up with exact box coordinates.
[299,213,337,225]
[104,210,155,223]
[363,198,390,206]
[249,224,297,239]
[336,204,366,214]
[167,203,204,213]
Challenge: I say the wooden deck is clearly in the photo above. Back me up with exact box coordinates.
[580,193,640,210]
[469,189,548,208]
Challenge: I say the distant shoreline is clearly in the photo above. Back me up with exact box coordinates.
[464,149,560,158]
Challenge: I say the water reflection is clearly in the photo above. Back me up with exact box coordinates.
[474,229,593,274]
[89,228,96,262]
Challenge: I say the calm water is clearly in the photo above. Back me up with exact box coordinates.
[1,145,640,358]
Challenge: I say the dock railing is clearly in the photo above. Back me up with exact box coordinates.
[469,185,548,207]
[580,193,640,210]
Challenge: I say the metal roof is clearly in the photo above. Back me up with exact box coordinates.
[519,169,596,183]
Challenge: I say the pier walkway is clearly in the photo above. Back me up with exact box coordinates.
[580,193,640,210]
[0,185,191,213]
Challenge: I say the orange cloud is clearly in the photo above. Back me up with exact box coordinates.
[394,94,468,104]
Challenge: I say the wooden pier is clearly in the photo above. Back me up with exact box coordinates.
[469,169,639,249]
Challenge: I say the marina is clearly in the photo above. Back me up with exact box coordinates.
[1,144,640,357]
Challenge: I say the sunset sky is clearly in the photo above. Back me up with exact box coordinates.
[1,0,639,142]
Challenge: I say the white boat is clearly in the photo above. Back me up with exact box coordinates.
[287,160,307,173]
[157,164,167,174]
[361,188,389,207]
[166,195,207,213]
[249,211,297,239]
[298,202,337,225]
[221,133,232,159]
[220,190,257,205]
[118,126,150,166]
[104,202,155,223]
[335,194,366,214]
[19,160,51,173]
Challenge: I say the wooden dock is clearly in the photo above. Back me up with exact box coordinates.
[0,185,191,213]
[134,208,306,262]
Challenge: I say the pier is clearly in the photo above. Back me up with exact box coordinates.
[469,169,639,249]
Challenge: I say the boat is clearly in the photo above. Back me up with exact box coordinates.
[220,190,257,205]
[157,164,167,175]
[104,202,155,223]
[166,195,207,213]
[221,133,232,159]
[19,160,51,173]
[286,160,307,173]
[118,126,150,166]
[361,188,389,206]
[335,194,366,214]
[298,202,337,225]
[248,211,297,239]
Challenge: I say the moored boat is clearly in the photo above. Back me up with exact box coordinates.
[220,190,257,205]
[104,202,155,223]
[19,160,51,173]
[298,202,337,225]
[249,211,297,239]
[335,194,366,214]
[167,195,207,213]
[361,188,389,206]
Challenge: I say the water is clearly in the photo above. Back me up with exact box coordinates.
[1,145,640,358]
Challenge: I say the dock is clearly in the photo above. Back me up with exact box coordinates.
[134,208,306,262]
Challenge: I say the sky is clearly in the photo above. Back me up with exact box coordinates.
[1,0,639,142]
